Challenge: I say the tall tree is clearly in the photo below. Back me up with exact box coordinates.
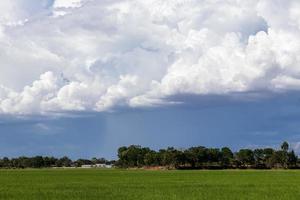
[253,149,265,168]
[281,141,289,152]
[287,150,298,168]
[221,147,233,168]
[236,149,254,168]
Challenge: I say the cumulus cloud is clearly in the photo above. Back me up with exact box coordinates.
[0,0,299,115]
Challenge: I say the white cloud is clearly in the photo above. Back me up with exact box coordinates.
[53,0,83,8]
[52,0,86,16]
[0,0,300,115]
[0,0,52,26]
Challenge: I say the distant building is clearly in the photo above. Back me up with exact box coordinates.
[81,165,93,168]
[81,164,113,168]
[95,164,112,168]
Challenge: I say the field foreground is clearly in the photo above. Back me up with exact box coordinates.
[0,169,300,200]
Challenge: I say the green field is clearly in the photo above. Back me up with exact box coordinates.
[1,169,300,200]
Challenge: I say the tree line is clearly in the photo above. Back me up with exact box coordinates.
[116,141,299,169]
[0,156,114,169]
[1,141,298,169]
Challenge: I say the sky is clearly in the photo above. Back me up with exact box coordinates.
[1,0,300,159]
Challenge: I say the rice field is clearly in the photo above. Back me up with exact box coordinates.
[0,169,300,200]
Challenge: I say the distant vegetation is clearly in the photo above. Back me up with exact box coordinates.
[0,141,298,169]
[116,141,299,169]
[0,156,115,169]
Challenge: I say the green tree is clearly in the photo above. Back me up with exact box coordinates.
[221,147,233,168]
[2,157,11,168]
[117,146,129,167]
[236,149,254,168]
[56,156,72,167]
[173,150,186,168]
[287,150,298,168]
[253,149,266,168]
[263,148,275,168]
[184,146,207,168]
[281,141,289,152]
[159,147,177,167]
[144,151,159,166]
[207,148,221,163]
[270,150,288,168]
[32,156,45,168]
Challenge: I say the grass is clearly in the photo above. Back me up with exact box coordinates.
[0,169,300,200]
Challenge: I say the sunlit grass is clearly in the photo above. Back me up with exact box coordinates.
[0,169,300,200]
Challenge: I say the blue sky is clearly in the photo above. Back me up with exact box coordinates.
[1,0,300,159]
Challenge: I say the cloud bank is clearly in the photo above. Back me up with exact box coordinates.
[0,0,300,114]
